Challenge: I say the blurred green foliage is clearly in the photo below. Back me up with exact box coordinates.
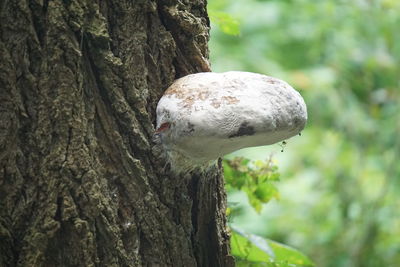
[209,0,400,266]
[224,157,280,213]
[208,10,240,36]
[224,156,316,266]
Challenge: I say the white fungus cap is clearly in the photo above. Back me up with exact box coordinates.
[155,71,307,172]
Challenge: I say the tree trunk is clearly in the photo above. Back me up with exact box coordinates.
[0,0,234,266]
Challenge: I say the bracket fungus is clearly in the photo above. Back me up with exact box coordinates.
[155,71,307,173]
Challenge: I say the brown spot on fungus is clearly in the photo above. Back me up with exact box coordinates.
[179,96,196,109]
[197,90,211,100]
[210,98,221,108]
[229,122,255,138]
[221,96,240,105]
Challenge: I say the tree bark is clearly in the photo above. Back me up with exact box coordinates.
[0,0,234,266]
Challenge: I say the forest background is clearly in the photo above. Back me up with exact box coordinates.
[209,0,400,266]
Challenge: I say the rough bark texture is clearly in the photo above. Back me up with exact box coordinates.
[0,0,234,266]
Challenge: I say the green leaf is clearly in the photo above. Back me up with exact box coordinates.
[224,157,281,213]
[231,226,315,267]
[254,183,279,203]
[231,229,272,263]
[267,240,314,267]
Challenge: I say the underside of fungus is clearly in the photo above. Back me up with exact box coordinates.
[155,71,307,173]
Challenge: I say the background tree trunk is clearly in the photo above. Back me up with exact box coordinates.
[0,0,234,266]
